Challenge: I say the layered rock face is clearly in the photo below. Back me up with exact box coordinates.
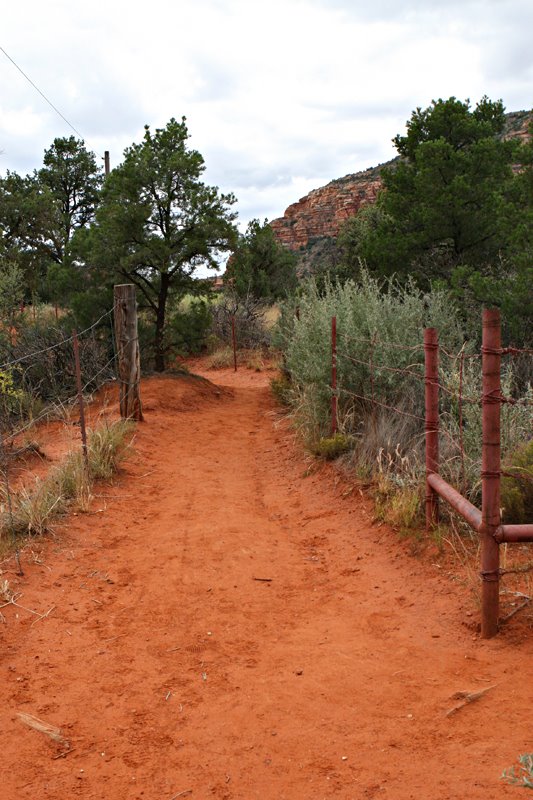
[270,110,532,263]
[270,165,385,251]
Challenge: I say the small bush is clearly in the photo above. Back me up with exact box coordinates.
[245,348,266,371]
[206,347,235,369]
[502,753,533,789]
[271,374,293,406]
[501,440,533,523]
[310,433,353,460]
[0,418,133,540]
[211,291,270,349]
[374,478,422,530]
[87,419,134,480]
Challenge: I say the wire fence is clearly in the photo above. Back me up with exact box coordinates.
[329,326,532,437]
[0,307,118,451]
[307,309,532,637]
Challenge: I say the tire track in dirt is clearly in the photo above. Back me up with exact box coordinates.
[0,366,531,800]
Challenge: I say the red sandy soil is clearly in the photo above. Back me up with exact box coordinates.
[1,362,532,800]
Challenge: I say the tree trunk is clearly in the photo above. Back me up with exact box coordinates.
[154,274,170,372]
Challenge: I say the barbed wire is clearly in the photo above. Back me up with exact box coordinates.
[337,348,425,383]
[0,308,114,371]
[1,328,119,446]
[336,343,531,408]
[81,350,119,395]
[1,393,79,444]
[338,331,424,353]
[338,386,426,423]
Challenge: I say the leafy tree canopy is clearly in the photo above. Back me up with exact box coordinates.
[82,117,238,370]
[226,218,298,301]
[341,97,519,283]
[0,137,102,299]
[336,97,532,342]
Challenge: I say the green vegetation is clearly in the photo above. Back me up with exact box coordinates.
[0,119,240,372]
[310,433,353,460]
[275,273,532,528]
[78,118,237,371]
[502,754,533,789]
[501,440,533,524]
[0,419,133,544]
[337,98,533,345]
[226,218,298,301]
[0,137,102,304]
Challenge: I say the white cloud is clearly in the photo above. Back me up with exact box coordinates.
[0,0,531,228]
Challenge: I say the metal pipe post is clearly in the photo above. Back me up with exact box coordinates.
[331,316,337,436]
[481,308,501,638]
[424,328,439,529]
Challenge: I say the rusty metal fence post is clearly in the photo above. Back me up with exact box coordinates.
[424,328,439,530]
[481,308,502,638]
[331,316,337,436]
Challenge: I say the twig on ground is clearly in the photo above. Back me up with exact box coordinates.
[252,577,272,582]
[446,684,496,717]
[52,747,75,760]
[17,711,69,746]
[170,790,193,799]
[0,594,40,616]
[31,605,56,626]
[501,598,532,624]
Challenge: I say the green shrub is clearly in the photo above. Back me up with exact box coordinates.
[310,433,353,460]
[0,317,112,409]
[276,271,465,454]
[502,753,533,789]
[270,374,293,406]
[501,440,533,523]
[138,298,213,369]
[0,418,133,540]
[275,270,533,515]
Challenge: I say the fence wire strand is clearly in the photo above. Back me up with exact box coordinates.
[1,313,119,446]
[0,308,114,371]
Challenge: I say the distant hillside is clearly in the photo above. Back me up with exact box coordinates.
[270,109,532,275]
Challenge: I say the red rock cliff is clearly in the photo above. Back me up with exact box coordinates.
[270,166,384,251]
[270,110,532,257]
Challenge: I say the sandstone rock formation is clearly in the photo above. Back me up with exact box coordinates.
[270,164,385,251]
[270,110,532,271]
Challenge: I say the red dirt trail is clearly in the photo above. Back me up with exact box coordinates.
[1,364,532,800]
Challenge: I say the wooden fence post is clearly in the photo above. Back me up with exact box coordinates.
[424,328,439,530]
[113,284,143,421]
[481,308,501,638]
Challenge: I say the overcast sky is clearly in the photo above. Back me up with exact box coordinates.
[1,0,532,230]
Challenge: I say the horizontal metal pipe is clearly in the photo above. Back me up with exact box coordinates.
[494,524,533,544]
[427,473,482,532]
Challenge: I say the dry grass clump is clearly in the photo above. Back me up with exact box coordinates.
[0,419,133,541]
[205,346,235,369]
